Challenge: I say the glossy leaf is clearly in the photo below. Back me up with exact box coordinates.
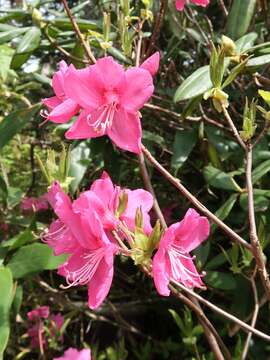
[0,105,40,151]
[252,159,270,184]
[212,194,238,233]
[203,165,242,191]
[246,54,270,68]
[174,66,212,102]
[235,32,258,54]
[171,129,197,171]
[7,243,67,279]
[226,0,256,40]
[204,271,237,290]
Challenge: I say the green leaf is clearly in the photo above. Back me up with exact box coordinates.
[7,243,67,279]
[252,159,270,184]
[235,32,258,54]
[226,0,256,40]
[11,27,41,69]
[203,165,242,191]
[51,18,101,32]
[0,267,13,360]
[171,129,197,171]
[174,65,212,102]
[204,271,237,290]
[0,105,39,151]
[0,45,14,81]
[246,55,270,68]
[212,194,238,233]
[69,142,91,193]
[2,229,35,250]
[12,285,23,316]
[0,27,29,45]
[240,194,269,212]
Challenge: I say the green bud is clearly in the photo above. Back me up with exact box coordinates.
[103,12,111,42]
[240,98,257,141]
[116,191,128,218]
[258,89,270,108]
[135,207,143,229]
[148,220,163,250]
[204,88,229,113]
[120,0,130,16]
[221,35,236,57]
[210,45,225,88]
[32,8,43,27]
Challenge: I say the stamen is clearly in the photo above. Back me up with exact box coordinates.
[41,223,68,243]
[87,103,117,133]
[61,247,105,289]
[39,109,50,127]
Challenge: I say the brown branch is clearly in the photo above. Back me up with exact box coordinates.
[142,145,252,251]
[145,0,166,57]
[241,270,259,360]
[61,0,96,64]
[170,279,270,342]
[246,144,270,301]
[222,105,246,150]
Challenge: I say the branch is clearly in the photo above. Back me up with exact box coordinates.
[171,279,270,342]
[246,144,270,301]
[221,105,246,150]
[61,0,96,64]
[142,145,252,251]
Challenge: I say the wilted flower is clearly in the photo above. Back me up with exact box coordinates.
[54,348,91,360]
[176,0,209,11]
[153,209,209,296]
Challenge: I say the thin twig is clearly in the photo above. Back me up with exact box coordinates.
[253,121,270,147]
[246,144,270,301]
[170,279,270,342]
[222,105,246,150]
[241,270,259,360]
[145,0,166,57]
[218,0,228,16]
[136,31,167,229]
[61,0,96,64]
[142,145,252,250]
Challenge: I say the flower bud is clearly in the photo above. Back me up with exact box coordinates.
[221,35,237,57]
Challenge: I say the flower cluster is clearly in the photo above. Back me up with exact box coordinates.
[27,306,64,349]
[54,348,91,360]
[42,53,159,154]
[176,0,209,11]
[44,173,209,309]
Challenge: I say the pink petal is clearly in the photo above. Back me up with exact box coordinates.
[47,182,88,248]
[174,208,210,253]
[152,246,170,296]
[120,68,154,112]
[87,248,114,309]
[121,189,153,234]
[191,0,209,6]
[90,174,115,210]
[45,220,78,256]
[65,111,102,139]
[42,96,61,110]
[54,348,91,360]
[140,52,160,77]
[107,108,142,154]
[64,65,103,109]
[175,0,186,10]
[94,56,125,89]
[48,98,79,123]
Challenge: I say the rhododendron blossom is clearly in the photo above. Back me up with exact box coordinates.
[176,0,209,11]
[27,306,64,349]
[63,56,154,153]
[42,60,80,123]
[153,209,209,296]
[21,195,49,213]
[44,174,153,308]
[54,348,91,360]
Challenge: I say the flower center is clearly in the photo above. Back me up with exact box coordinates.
[62,247,105,288]
[168,243,202,281]
[87,88,120,134]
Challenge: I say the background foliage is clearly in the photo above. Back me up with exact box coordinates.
[1,0,270,359]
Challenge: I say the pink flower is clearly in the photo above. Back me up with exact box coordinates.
[27,307,64,349]
[42,60,80,123]
[27,306,50,321]
[153,209,209,296]
[21,195,49,213]
[76,172,154,235]
[46,181,118,309]
[64,56,154,153]
[54,348,91,360]
[140,52,160,77]
[176,0,209,11]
